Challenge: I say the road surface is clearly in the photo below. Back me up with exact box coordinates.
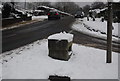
[2,16,120,53]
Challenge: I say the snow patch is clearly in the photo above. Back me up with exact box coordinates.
[32,15,48,20]
[15,9,26,14]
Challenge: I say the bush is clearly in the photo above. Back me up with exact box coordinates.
[2,3,12,18]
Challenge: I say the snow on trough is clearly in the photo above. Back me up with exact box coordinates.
[48,32,73,42]
[1,38,118,79]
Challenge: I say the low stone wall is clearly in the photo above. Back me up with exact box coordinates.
[2,17,22,27]
[2,16,32,27]
[22,16,32,21]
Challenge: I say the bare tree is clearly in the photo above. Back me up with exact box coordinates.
[53,2,80,15]
[91,2,106,9]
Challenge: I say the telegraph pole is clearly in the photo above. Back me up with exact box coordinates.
[106,1,113,63]
[25,0,26,10]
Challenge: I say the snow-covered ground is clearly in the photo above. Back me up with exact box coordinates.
[32,15,48,21]
[1,39,118,79]
[72,18,120,42]
[1,17,119,80]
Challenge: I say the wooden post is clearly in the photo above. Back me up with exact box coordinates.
[106,2,113,63]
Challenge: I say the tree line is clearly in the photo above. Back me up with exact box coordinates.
[2,2,106,18]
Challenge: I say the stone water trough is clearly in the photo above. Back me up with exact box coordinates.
[48,32,74,61]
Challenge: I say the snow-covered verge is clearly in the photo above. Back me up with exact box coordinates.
[1,15,48,31]
[72,18,120,42]
[1,20,37,31]
[1,39,118,79]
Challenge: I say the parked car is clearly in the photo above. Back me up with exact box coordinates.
[74,11,84,18]
[48,10,61,20]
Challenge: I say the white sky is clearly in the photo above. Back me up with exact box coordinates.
[1,0,119,7]
[1,0,120,2]
[1,0,108,2]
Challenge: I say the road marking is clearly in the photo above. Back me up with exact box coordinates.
[68,30,73,33]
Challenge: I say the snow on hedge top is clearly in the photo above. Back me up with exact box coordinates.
[0,5,2,14]
[15,9,26,14]
[0,5,3,8]
[48,32,73,42]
